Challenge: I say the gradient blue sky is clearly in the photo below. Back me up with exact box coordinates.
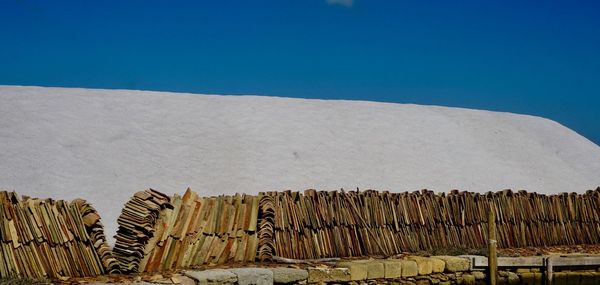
[1,1,599,144]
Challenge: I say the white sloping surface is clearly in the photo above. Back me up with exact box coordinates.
[1,85,599,242]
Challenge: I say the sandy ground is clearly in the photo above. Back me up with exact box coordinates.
[1,85,599,244]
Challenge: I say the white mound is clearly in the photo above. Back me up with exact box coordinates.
[1,85,599,243]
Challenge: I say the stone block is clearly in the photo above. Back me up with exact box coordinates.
[270,268,309,284]
[228,268,273,285]
[552,272,567,285]
[430,258,445,273]
[184,269,237,285]
[171,276,197,285]
[400,260,419,277]
[307,267,351,283]
[337,261,368,281]
[580,272,595,285]
[382,260,402,279]
[433,256,470,272]
[462,274,476,285]
[519,272,540,285]
[507,271,519,285]
[407,256,433,275]
[356,260,385,279]
[567,271,581,285]
[472,271,485,280]
[431,273,448,281]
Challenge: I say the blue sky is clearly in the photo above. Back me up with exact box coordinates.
[1,0,599,145]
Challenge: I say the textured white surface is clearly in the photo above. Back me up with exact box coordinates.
[1,85,599,243]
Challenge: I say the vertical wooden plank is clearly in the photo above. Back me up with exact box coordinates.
[488,209,497,285]
[546,256,553,285]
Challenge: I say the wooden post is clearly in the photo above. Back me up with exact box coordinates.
[488,209,498,285]
[546,256,554,285]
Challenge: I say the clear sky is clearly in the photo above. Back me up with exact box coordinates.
[1,1,599,145]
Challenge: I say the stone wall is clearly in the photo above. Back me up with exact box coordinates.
[78,256,600,285]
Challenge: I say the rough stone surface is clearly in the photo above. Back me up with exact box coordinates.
[356,260,385,279]
[87,277,199,285]
[429,258,445,273]
[307,267,351,283]
[432,273,448,281]
[567,272,581,284]
[534,272,543,283]
[171,276,197,285]
[519,272,535,285]
[63,265,600,285]
[462,274,476,285]
[228,268,273,285]
[507,271,520,285]
[552,272,567,285]
[434,256,471,272]
[587,272,600,285]
[408,257,433,275]
[400,260,419,277]
[270,268,308,284]
[65,267,600,285]
[472,271,485,280]
[580,272,595,285]
[382,260,402,279]
[184,269,237,284]
[337,262,368,281]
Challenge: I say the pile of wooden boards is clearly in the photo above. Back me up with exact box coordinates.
[488,189,600,248]
[71,199,120,273]
[3,186,600,277]
[114,188,261,273]
[257,194,276,261]
[0,191,114,278]
[258,188,600,260]
[112,189,172,273]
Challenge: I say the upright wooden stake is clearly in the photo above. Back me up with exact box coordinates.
[488,209,498,285]
[546,256,554,285]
